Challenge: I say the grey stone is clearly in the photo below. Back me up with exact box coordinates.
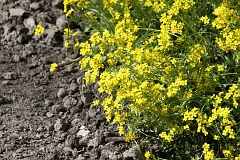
[57,88,67,98]
[123,146,142,160]
[12,54,22,62]
[77,126,90,137]
[76,155,86,160]
[56,15,68,30]
[0,11,9,24]
[52,104,65,113]
[0,95,12,104]
[52,0,63,8]
[63,97,78,109]
[2,72,18,80]
[81,93,93,104]
[44,99,53,107]
[71,118,81,126]
[68,83,79,93]
[101,150,118,160]
[46,111,54,118]
[45,27,58,39]
[23,17,36,35]
[88,137,99,148]
[1,80,10,85]
[30,2,40,10]
[63,146,72,156]
[54,119,68,132]
[9,8,25,17]
[88,105,97,118]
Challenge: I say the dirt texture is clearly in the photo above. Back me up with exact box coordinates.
[0,0,141,159]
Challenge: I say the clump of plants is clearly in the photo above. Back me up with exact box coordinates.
[38,0,240,159]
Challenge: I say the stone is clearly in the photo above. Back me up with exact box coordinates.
[77,126,90,137]
[2,72,18,80]
[52,104,65,113]
[57,88,67,99]
[81,93,93,104]
[56,15,68,30]
[23,17,36,35]
[68,82,79,93]
[123,146,142,160]
[63,97,78,109]
[9,8,25,17]
[54,119,68,132]
[30,2,40,10]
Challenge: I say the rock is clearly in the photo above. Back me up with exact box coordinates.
[52,104,65,113]
[87,105,98,118]
[54,119,68,132]
[46,111,54,118]
[101,150,118,160]
[76,155,86,160]
[123,146,142,160]
[68,82,79,93]
[63,97,78,109]
[77,126,90,137]
[57,88,67,99]
[71,118,81,126]
[70,102,82,115]
[0,95,12,104]
[30,2,40,10]
[2,72,18,80]
[44,99,53,107]
[52,0,63,8]
[81,93,93,104]
[12,54,22,62]
[1,80,10,85]
[88,132,104,148]
[9,8,25,17]
[23,17,36,35]
[0,11,9,24]
[63,146,72,156]
[45,27,58,39]
[56,15,68,30]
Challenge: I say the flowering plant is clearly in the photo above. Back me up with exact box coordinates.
[60,0,240,159]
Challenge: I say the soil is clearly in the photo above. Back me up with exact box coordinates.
[0,0,142,159]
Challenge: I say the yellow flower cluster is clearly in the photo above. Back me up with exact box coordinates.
[64,0,240,158]
[34,24,44,36]
[202,143,215,160]
[50,63,58,72]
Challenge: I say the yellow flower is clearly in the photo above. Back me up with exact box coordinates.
[34,24,44,36]
[64,41,69,48]
[93,100,99,106]
[214,135,220,140]
[200,16,210,24]
[50,63,58,72]
[66,8,74,17]
[125,131,135,142]
[144,151,151,160]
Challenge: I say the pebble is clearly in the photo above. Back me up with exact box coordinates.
[56,15,68,30]
[81,93,93,104]
[9,8,25,17]
[2,72,18,80]
[52,104,65,113]
[23,17,36,35]
[30,2,40,10]
[77,126,90,137]
[54,119,68,132]
[44,99,53,107]
[68,82,79,93]
[123,146,142,160]
[46,111,54,118]
[63,97,78,109]
[57,88,67,99]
